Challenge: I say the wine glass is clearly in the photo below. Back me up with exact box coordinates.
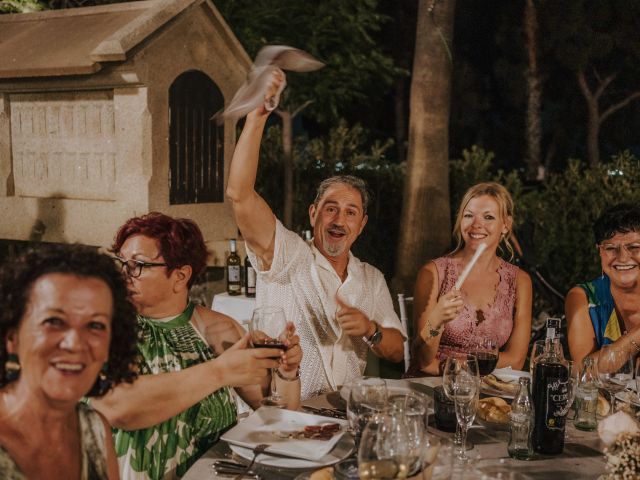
[346,377,387,444]
[249,306,289,408]
[451,367,480,461]
[558,360,579,440]
[471,337,499,377]
[443,352,479,457]
[387,392,429,476]
[529,339,546,378]
[596,345,634,415]
[358,410,420,480]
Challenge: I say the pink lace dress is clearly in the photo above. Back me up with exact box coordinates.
[433,256,519,359]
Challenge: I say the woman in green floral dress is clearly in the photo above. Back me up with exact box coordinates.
[92,212,302,480]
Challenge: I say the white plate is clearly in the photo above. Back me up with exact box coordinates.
[221,407,348,462]
[230,433,355,469]
[491,367,530,383]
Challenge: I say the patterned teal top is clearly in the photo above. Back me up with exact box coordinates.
[578,275,622,348]
[113,303,237,480]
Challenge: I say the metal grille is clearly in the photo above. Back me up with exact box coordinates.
[169,70,224,204]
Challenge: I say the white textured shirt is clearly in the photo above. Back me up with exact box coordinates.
[247,219,404,399]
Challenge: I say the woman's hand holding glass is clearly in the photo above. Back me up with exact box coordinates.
[249,306,290,407]
[276,322,302,379]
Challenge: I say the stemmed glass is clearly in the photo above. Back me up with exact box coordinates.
[248,306,289,408]
[558,360,579,439]
[387,392,429,476]
[347,377,387,444]
[443,352,480,458]
[470,337,499,377]
[596,345,634,414]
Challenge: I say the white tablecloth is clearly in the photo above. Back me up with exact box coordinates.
[211,292,256,327]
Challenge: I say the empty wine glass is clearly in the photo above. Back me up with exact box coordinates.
[596,345,634,414]
[452,368,480,461]
[249,306,289,408]
[347,377,387,444]
[387,392,429,476]
[443,352,479,458]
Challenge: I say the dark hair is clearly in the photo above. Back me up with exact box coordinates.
[0,243,139,396]
[111,212,209,288]
[593,203,640,244]
[313,176,370,215]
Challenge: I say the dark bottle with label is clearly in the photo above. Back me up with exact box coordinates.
[532,337,569,454]
[245,254,256,298]
[226,239,241,296]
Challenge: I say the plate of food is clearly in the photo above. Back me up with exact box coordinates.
[481,369,530,399]
[476,396,511,430]
[222,407,348,462]
[230,432,355,469]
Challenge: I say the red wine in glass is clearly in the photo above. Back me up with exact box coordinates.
[474,351,499,377]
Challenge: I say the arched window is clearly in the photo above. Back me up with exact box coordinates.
[169,70,224,204]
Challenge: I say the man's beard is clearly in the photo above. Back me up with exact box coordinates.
[322,234,346,257]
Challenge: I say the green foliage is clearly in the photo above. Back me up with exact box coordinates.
[215,0,402,126]
[520,151,640,291]
[0,0,45,13]
[255,119,402,277]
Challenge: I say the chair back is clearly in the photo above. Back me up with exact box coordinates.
[397,293,413,372]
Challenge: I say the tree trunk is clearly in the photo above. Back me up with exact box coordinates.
[393,0,456,296]
[280,109,293,229]
[524,0,542,179]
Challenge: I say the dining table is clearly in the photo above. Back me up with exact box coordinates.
[182,376,607,480]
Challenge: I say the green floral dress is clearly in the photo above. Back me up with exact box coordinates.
[114,303,237,480]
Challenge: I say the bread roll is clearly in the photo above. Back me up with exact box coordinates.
[309,466,334,480]
[482,374,520,395]
[478,396,511,424]
[597,392,610,417]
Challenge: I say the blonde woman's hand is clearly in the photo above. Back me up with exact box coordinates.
[422,289,463,331]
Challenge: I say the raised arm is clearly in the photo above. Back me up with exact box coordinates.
[226,71,285,268]
[91,335,280,430]
[496,269,532,370]
[411,263,463,375]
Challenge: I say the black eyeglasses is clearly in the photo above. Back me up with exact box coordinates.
[113,257,167,278]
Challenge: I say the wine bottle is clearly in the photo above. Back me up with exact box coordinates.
[226,239,241,296]
[532,337,569,454]
[245,254,256,298]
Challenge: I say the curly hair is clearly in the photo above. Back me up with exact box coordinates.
[451,182,515,260]
[111,212,209,288]
[0,243,139,396]
[593,203,640,244]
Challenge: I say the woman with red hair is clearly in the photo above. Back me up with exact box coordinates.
[92,212,302,480]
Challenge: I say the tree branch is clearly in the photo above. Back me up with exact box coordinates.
[577,70,593,102]
[600,91,640,124]
[595,73,617,100]
[292,100,314,119]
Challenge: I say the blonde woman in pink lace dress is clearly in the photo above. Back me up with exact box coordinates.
[409,182,532,376]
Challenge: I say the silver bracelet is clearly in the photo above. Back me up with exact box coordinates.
[276,367,300,382]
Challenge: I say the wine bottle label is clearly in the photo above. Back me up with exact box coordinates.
[228,265,240,282]
[545,377,569,430]
[247,267,256,288]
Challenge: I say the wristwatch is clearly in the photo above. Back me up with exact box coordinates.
[363,321,382,348]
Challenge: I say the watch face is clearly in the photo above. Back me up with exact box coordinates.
[370,330,382,345]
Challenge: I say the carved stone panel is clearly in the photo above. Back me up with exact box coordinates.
[10,91,116,200]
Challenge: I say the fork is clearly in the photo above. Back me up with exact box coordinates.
[234,444,268,480]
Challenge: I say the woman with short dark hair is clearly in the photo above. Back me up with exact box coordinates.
[92,212,302,480]
[0,243,139,479]
[566,203,640,366]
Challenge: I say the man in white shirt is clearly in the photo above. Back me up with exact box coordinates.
[226,71,405,398]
